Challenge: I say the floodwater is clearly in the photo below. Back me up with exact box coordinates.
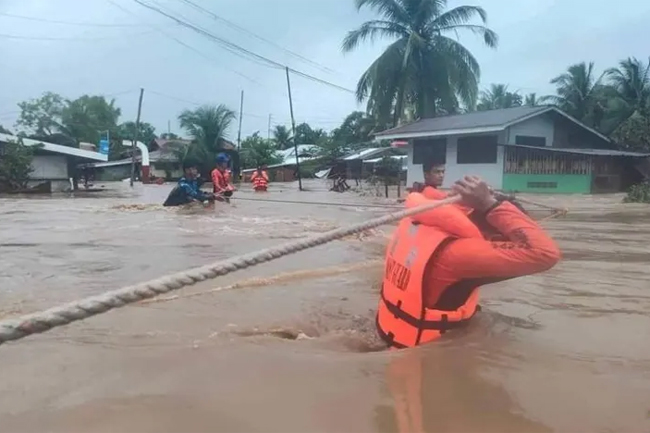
[0,180,649,432]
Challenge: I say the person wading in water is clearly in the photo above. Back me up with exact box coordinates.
[163,164,215,207]
[376,175,561,349]
[211,153,235,203]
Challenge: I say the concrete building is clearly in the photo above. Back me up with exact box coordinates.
[375,106,650,194]
[0,133,107,192]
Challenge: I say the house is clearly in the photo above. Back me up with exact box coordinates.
[0,133,107,192]
[241,144,319,182]
[82,137,238,182]
[326,147,406,181]
[374,106,650,194]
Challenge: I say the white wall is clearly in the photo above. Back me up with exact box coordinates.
[505,114,554,146]
[406,132,505,190]
[30,155,68,180]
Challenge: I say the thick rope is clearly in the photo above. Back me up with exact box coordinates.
[0,195,460,346]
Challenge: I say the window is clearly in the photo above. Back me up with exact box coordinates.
[527,181,557,189]
[515,135,546,147]
[456,135,498,164]
[413,138,446,165]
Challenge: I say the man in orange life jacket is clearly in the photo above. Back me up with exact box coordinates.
[250,165,269,191]
[211,152,235,202]
[409,161,447,199]
[377,175,561,349]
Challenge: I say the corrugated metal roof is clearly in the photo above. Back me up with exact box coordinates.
[375,106,549,137]
[0,133,107,161]
[343,147,387,160]
[509,144,650,157]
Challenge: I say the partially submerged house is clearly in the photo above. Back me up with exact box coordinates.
[374,106,650,194]
[0,133,107,192]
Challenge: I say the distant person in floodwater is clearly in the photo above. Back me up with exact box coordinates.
[376,175,561,349]
[251,165,269,191]
[211,153,235,202]
[163,164,215,207]
[409,161,446,199]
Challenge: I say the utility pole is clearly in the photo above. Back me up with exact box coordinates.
[285,67,302,191]
[237,90,244,150]
[130,87,144,187]
[167,120,171,135]
[267,114,272,141]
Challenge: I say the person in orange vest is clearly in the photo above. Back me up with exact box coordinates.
[376,175,561,349]
[211,153,235,202]
[250,165,269,192]
[409,161,446,199]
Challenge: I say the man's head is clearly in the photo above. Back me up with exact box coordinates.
[216,152,230,169]
[423,161,445,187]
[183,164,198,179]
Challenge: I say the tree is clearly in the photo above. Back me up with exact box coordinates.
[272,125,292,150]
[331,111,376,145]
[604,57,650,128]
[178,104,236,154]
[295,122,327,144]
[118,121,157,145]
[240,132,282,168]
[61,95,121,145]
[342,0,498,127]
[0,137,40,191]
[476,84,522,111]
[15,92,66,136]
[542,62,608,129]
[611,113,650,152]
[525,93,539,107]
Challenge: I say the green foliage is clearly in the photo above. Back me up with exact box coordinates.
[295,122,327,144]
[476,84,522,111]
[330,111,376,145]
[16,92,66,136]
[62,95,121,145]
[240,132,282,168]
[178,104,236,154]
[623,182,650,203]
[118,121,157,145]
[0,138,40,191]
[272,125,291,150]
[343,0,498,126]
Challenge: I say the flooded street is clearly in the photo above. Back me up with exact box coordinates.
[1,180,649,432]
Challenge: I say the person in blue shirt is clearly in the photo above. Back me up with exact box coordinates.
[163,164,215,207]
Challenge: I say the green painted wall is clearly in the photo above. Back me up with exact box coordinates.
[502,174,591,194]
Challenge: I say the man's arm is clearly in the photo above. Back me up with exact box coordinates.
[436,201,561,279]
[179,181,203,201]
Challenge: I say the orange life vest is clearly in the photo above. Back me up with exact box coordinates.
[251,170,269,190]
[211,168,234,193]
[376,217,480,349]
[224,169,232,183]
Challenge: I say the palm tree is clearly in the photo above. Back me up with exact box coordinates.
[272,125,292,150]
[542,62,607,128]
[525,93,538,107]
[342,0,498,127]
[178,104,236,154]
[476,84,522,111]
[605,57,650,124]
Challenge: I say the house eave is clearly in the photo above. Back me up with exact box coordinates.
[374,126,505,141]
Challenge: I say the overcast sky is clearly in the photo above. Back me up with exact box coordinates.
[1,0,650,141]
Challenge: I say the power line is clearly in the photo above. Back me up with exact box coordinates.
[106,0,259,84]
[0,31,154,41]
[175,0,336,74]
[0,11,142,27]
[131,0,355,94]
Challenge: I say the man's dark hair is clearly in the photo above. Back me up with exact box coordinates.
[422,160,445,173]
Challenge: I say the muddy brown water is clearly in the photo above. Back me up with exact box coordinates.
[1,180,649,432]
